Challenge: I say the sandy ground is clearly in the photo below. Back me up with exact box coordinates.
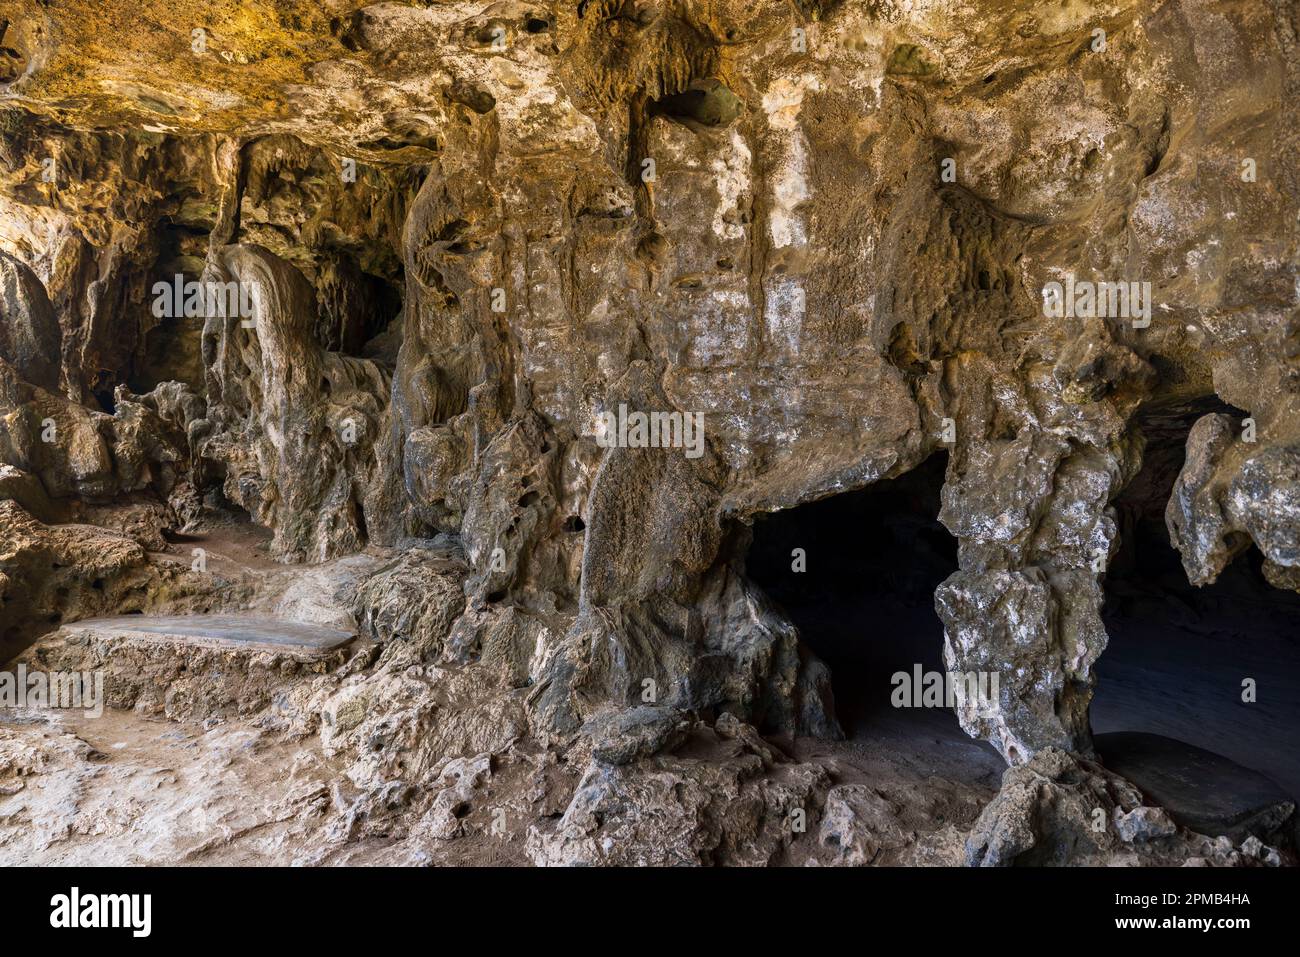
[0,707,345,865]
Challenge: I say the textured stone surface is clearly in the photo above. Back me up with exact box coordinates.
[0,500,173,658]
[0,0,1296,866]
[964,748,1279,867]
[526,717,830,866]
[0,249,60,391]
[17,615,355,721]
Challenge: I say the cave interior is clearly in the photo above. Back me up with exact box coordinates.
[746,429,1300,810]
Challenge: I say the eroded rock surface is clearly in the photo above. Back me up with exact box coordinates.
[0,0,1297,866]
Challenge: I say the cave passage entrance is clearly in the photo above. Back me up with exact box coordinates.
[746,453,964,739]
[1094,401,1300,805]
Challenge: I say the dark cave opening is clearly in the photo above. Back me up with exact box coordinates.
[746,453,966,740]
[649,79,743,129]
[130,220,212,395]
[1093,401,1300,808]
[91,371,117,414]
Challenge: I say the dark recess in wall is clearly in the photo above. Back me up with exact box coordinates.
[1095,399,1300,803]
[746,452,957,735]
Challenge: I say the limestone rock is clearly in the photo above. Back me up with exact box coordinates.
[0,0,1296,870]
[964,748,1260,867]
[589,705,691,766]
[0,249,60,392]
[818,784,912,867]
[527,722,830,866]
[0,501,152,659]
[17,615,354,723]
[350,541,468,657]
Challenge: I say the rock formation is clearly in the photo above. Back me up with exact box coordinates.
[0,0,1296,866]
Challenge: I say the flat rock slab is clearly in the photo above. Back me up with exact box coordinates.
[1097,731,1295,842]
[60,614,355,661]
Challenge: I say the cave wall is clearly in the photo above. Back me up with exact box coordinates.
[0,0,1297,762]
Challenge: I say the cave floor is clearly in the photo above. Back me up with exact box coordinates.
[1093,580,1300,805]
[785,708,1006,862]
[1096,731,1295,841]
[0,689,1005,866]
[0,707,341,865]
[8,505,1289,865]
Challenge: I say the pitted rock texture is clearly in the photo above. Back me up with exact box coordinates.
[0,0,1297,867]
[963,747,1284,867]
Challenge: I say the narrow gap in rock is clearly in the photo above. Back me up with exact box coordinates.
[91,373,117,413]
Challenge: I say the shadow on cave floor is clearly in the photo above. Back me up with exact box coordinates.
[1094,413,1300,805]
[746,452,1005,790]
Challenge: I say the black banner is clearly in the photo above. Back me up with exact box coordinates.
[1,865,1292,943]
